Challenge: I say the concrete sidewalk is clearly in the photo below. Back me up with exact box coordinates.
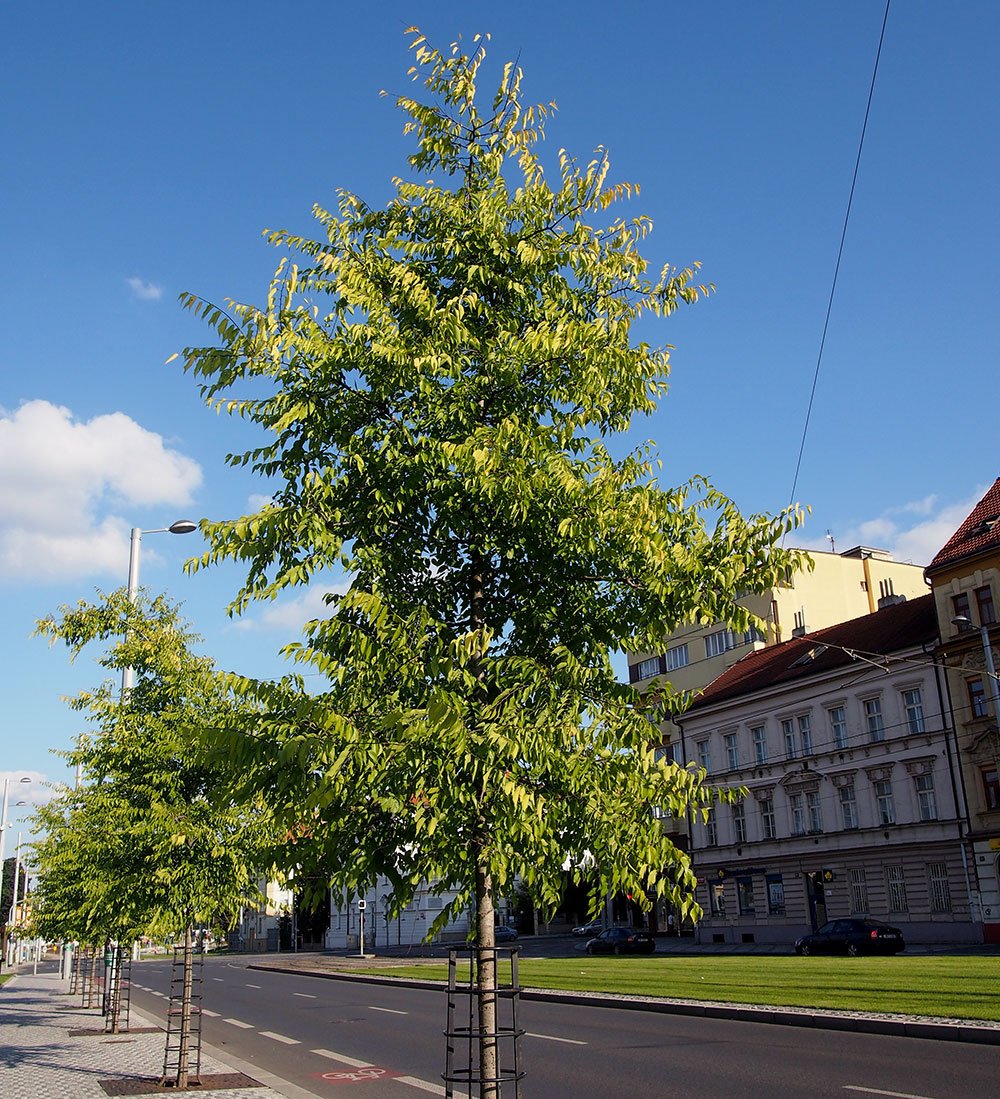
[0,965,287,1098]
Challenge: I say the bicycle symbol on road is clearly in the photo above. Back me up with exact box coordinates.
[318,1065,401,1084]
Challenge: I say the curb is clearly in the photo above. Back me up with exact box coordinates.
[247,963,1000,1047]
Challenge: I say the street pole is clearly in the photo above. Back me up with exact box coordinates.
[978,623,1000,720]
[121,520,197,695]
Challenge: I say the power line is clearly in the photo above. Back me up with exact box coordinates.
[787,1,892,509]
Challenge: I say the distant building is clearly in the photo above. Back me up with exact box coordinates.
[925,476,1000,942]
[676,596,977,946]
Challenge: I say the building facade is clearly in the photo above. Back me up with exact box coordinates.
[676,596,977,945]
[925,477,1000,942]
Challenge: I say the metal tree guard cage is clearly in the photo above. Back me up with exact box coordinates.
[443,947,525,1098]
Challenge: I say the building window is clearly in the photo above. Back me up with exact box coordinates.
[782,719,797,759]
[952,592,971,626]
[839,784,859,830]
[766,874,785,916]
[737,877,755,915]
[744,625,765,644]
[636,657,660,680]
[806,790,823,833]
[975,585,996,626]
[968,678,989,719]
[696,740,712,773]
[828,705,848,750]
[928,862,952,913]
[849,868,869,914]
[760,797,777,840]
[705,629,734,658]
[732,802,747,844]
[790,793,806,835]
[709,881,726,917]
[752,725,768,764]
[901,688,925,735]
[705,808,718,847]
[864,698,885,743]
[874,779,895,825]
[798,714,813,756]
[983,768,1000,811]
[664,643,689,671]
[915,773,938,821]
[885,865,908,912]
[724,733,740,771]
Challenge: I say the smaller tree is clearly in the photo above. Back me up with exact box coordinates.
[34,591,273,1074]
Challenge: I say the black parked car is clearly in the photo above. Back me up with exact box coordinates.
[585,927,655,955]
[795,919,905,956]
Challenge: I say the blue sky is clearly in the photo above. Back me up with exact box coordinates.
[2,2,997,813]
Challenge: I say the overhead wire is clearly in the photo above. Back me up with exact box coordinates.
[786,0,892,510]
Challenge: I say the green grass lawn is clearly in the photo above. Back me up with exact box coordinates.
[355,955,1000,1022]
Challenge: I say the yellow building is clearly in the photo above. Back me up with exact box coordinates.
[628,545,928,701]
[925,477,1000,943]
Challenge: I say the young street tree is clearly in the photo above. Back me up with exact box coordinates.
[34,591,270,1076]
[179,30,806,1094]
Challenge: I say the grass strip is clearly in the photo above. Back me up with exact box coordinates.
[353,955,1000,1022]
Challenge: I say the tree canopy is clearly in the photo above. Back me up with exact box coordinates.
[176,29,807,937]
[31,591,271,945]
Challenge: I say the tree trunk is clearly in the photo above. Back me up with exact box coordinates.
[476,861,499,1099]
[177,925,194,1089]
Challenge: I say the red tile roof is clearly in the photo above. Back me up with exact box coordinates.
[926,477,1000,574]
[682,594,937,713]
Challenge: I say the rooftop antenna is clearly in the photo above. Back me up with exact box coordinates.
[826,529,836,553]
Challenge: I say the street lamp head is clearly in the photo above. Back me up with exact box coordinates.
[951,615,973,631]
[168,520,198,535]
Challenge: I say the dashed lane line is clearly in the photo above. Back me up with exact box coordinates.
[843,1088,939,1099]
[246,983,262,988]
[311,1048,374,1069]
[526,1031,587,1045]
[394,1076,446,1095]
[293,992,316,999]
[260,1030,301,1045]
[202,1009,221,1017]
[224,1017,255,1029]
[369,1005,408,1015]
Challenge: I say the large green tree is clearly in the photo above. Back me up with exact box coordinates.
[34,592,271,1065]
[179,30,806,1094]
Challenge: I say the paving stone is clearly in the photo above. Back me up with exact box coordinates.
[0,970,280,1099]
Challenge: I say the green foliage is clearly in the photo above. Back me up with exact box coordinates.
[31,592,271,943]
[177,30,807,936]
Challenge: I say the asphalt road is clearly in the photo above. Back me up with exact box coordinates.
[127,955,997,1099]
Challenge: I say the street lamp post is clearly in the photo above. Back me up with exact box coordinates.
[951,615,1000,721]
[0,776,32,968]
[121,520,197,694]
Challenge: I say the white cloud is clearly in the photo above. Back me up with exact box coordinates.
[800,487,986,567]
[232,581,351,633]
[126,276,163,301]
[0,400,202,580]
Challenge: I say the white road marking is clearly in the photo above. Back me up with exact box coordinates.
[311,1047,374,1069]
[246,983,262,988]
[526,1031,587,1045]
[369,1005,408,1015]
[844,1088,938,1099]
[293,992,316,999]
[224,1018,255,1029]
[395,1076,447,1095]
[212,977,224,981]
[260,1030,301,1045]
[202,1009,221,1017]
